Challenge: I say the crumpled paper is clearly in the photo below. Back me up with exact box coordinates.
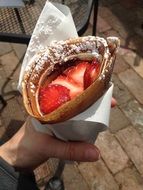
[18,1,114,143]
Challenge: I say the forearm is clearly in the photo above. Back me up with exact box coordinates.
[0,120,43,170]
[0,141,16,168]
[0,121,39,190]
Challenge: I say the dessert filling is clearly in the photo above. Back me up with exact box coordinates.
[39,59,101,114]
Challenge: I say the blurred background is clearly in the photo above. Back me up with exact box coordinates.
[0,0,143,189]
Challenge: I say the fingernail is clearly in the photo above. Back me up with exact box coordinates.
[85,148,100,161]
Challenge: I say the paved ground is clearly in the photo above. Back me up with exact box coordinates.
[0,0,143,189]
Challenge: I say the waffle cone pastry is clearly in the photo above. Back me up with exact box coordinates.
[22,36,120,123]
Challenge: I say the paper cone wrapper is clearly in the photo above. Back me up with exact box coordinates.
[18,1,114,143]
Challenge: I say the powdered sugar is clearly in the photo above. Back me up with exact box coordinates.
[24,36,115,90]
[25,36,109,75]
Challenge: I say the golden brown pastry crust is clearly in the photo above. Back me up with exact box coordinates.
[22,36,120,123]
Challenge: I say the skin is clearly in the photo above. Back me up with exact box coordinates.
[0,98,116,171]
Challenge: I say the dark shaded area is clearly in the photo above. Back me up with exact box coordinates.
[17,172,39,190]
[5,119,24,138]
[0,120,24,144]
[100,0,143,65]
[0,156,39,190]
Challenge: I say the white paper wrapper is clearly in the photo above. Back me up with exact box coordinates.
[18,1,114,143]
[18,1,78,89]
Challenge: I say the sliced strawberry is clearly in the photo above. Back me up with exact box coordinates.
[39,84,71,114]
[84,59,101,89]
[52,75,83,99]
[64,61,90,87]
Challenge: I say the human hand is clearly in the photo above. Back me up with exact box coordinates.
[0,118,100,170]
[0,98,116,170]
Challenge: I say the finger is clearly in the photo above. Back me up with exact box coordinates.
[46,136,100,162]
[111,98,117,108]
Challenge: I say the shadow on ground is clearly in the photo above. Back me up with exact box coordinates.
[0,120,24,143]
[100,0,143,65]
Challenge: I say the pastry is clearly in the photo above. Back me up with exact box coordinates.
[22,36,120,123]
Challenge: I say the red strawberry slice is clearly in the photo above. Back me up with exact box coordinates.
[39,84,71,114]
[52,75,83,99]
[84,59,101,89]
[64,61,90,87]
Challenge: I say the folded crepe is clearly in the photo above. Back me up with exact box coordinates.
[22,36,120,123]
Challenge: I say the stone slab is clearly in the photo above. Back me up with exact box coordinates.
[63,164,90,190]
[11,43,27,60]
[113,54,130,74]
[0,67,11,93]
[118,47,130,56]
[96,16,111,33]
[115,167,143,190]
[119,99,143,127]
[82,23,92,36]
[109,107,130,133]
[96,131,129,174]
[0,51,19,77]
[123,50,143,78]
[78,160,119,190]
[112,74,133,106]
[1,98,25,137]
[0,42,12,56]
[34,162,51,182]
[116,126,143,176]
[119,69,143,105]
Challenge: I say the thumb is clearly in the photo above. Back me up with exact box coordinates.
[46,136,100,162]
[111,98,117,108]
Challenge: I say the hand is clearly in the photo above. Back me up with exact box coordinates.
[0,98,116,171]
[0,118,100,170]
